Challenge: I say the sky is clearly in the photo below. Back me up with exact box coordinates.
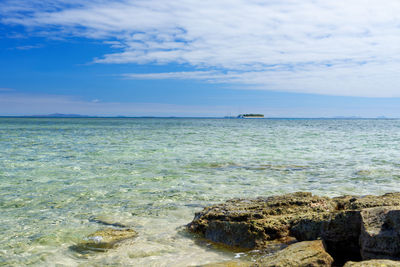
[1,0,400,117]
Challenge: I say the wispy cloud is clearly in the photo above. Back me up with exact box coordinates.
[15,44,42,50]
[0,87,14,91]
[123,71,231,81]
[0,92,233,116]
[2,0,400,97]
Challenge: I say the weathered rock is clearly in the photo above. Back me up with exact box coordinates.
[360,207,400,260]
[343,259,400,266]
[286,209,363,264]
[289,212,331,241]
[334,193,400,210]
[188,192,336,248]
[70,228,137,253]
[254,240,333,267]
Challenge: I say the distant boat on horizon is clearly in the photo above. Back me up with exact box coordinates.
[237,114,264,118]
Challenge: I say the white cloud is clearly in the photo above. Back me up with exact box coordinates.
[2,0,400,97]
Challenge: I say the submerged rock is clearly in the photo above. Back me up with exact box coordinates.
[254,240,333,267]
[70,228,137,253]
[343,259,400,266]
[200,260,253,267]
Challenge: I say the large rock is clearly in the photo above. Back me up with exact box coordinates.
[254,240,333,267]
[343,259,400,266]
[188,192,400,264]
[188,192,336,248]
[70,228,137,253]
[360,207,400,260]
[188,192,400,247]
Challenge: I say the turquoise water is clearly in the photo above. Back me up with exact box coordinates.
[1,118,400,266]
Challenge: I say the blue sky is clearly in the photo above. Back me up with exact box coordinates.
[1,0,400,117]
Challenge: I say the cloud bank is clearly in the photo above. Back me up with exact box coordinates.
[2,0,400,97]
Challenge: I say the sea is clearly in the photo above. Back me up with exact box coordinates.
[1,118,400,266]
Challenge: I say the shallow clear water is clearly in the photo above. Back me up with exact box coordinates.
[1,118,400,266]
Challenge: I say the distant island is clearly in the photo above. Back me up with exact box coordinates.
[27,113,93,118]
[237,114,264,118]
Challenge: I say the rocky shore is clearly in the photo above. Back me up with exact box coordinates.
[188,192,400,266]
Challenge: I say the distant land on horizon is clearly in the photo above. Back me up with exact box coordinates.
[20,113,93,118]
[0,113,392,119]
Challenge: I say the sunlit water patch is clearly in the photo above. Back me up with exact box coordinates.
[1,118,400,266]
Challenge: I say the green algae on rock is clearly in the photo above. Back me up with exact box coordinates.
[333,193,400,210]
[187,192,335,249]
[70,228,137,253]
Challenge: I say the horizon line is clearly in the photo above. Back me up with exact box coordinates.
[0,115,396,119]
